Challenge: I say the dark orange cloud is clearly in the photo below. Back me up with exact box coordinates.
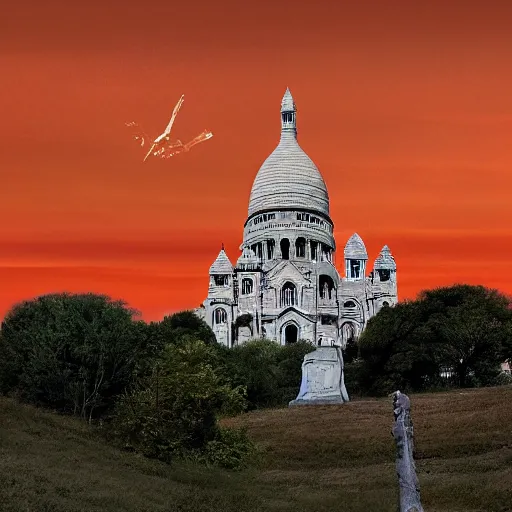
[1,0,512,320]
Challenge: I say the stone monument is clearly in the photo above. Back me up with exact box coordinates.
[289,338,349,406]
[392,390,424,512]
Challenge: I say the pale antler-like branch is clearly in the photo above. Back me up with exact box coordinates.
[183,130,213,151]
[127,95,212,162]
[125,121,149,147]
[154,94,185,143]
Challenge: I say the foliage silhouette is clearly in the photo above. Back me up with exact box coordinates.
[358,284,512,395]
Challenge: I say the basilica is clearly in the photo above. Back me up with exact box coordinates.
[195,89,398,348]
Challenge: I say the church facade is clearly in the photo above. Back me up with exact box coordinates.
[195,89,398,348]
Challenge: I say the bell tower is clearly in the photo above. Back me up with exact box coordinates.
[280,87,297,136]
[344,233,368,280]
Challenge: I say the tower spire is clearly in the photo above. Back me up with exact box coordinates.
[280,87,297,137]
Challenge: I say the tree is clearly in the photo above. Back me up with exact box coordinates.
[221,339,315,409]
[147,310,217,349]
[420,285,511,387]
[358,285,512,395]
[0,293,145,420]
[430,306,503,387]
[358,301,436,394]
[503,320,512,370]
[223,339,281,409]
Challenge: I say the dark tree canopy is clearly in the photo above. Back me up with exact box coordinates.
[0,293,146,419]
[148,310,217,347]
[221,338,315,409]
[358,284,512,395]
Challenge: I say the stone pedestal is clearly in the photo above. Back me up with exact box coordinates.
[289,346,349,406]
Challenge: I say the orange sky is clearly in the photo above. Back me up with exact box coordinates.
[1,1,512,321]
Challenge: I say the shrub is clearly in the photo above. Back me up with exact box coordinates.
[343,359,365,398]
[221,339,315,408]
[222,339,282,409]
[109,340,254,468]
[201,427,258,470]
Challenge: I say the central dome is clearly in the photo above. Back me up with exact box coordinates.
[247,89,330,219]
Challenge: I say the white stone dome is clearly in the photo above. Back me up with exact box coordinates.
[344,233,368,260]
[374,245,396,270]
[247,89,330,218]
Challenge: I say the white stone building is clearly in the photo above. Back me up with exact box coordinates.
[196,89,398,348]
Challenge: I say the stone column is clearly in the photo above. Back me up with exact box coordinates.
[392,391,424,512]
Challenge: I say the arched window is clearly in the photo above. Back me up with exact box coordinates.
[241,278,253,295]
[319,275,335,299]
[280,282,297,307]
[344,300,356,308]
[280,238,290,260]
[295,237,306,258]
[214,275,229,286]
[382,301,390,307]
[342,323,358,363]
[251,243,262,259]
[284,324,298,344]
[214,308,227,325]
[349,260,361,279]
[266,239,275,260]
[320,243,332,262]
[377,269,391,282]
[310,241,318,261]
[282,112,294,124]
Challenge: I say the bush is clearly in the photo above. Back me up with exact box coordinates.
[343,359,365,398]
[222,339,281,409]
[222,339,315,409]
[201,427,257,470]
[274,340,316,403]
[109,340,255,468]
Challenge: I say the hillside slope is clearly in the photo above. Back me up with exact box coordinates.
[1,387,512,512]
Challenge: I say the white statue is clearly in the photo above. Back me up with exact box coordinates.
[289,339,349,406]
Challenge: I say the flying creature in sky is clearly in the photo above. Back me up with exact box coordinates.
[125,94,213,161]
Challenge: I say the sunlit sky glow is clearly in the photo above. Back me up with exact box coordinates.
[1,1,512,320]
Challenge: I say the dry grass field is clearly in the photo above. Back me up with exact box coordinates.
[1,386,511,512]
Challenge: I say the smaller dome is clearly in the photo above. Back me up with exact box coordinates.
[374,245,396,270]
[209,248,233,274]
[344,233,368,260]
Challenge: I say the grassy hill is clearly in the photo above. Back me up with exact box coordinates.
[1,386,511,512]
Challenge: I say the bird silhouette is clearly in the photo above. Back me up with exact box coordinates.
[125,94,213,161]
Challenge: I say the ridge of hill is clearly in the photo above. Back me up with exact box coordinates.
[1,387,512,512]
